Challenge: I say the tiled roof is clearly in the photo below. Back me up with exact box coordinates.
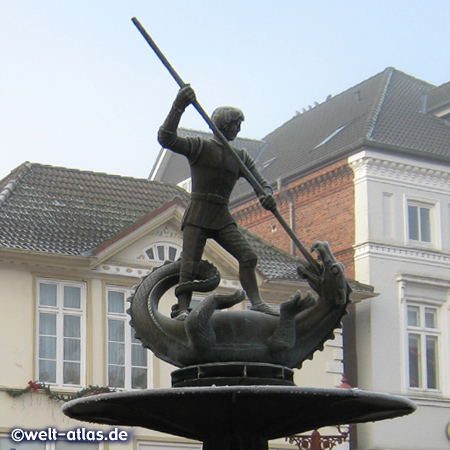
[0,161,317,283]
[148,68,450,203]
[150,128,267,185]
[232,68,450,200]
[241,228,299,281]
[427,81,450,113]
[0,162,190,255]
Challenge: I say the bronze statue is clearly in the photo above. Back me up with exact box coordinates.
[62,21,416,450]
[158,86,278,319]
[128,241,350,369]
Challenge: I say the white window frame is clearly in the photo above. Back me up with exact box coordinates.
[144,242,182,263]
[406,302,441,392]
[398,274,449,396]
[35,278,86,389]
[106,286,153,390]
[404,196,440,249]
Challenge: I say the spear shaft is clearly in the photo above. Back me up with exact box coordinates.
[132,17,320,274]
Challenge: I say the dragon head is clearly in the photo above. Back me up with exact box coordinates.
[297,241,350,305]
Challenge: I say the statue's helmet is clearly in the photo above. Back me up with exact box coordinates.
[211,107,245,133]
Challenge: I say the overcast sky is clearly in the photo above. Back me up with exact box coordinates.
[1,1,450,182]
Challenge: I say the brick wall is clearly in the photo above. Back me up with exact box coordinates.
[232,159,355,278]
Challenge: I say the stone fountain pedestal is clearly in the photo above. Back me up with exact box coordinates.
[62,363,416,450]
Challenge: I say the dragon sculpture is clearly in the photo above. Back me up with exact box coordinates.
[128,241,351,369]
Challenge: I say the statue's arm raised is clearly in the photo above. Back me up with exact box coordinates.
[158,86,196,156]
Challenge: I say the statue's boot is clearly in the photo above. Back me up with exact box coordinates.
[240,267,279,316]
[250,301,279,315]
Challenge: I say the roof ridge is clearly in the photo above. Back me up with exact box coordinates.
[0,162,32,206]
[18,162,188,192]
[428,79,450,92]
[29,162,154,182]
[364,67,395,140]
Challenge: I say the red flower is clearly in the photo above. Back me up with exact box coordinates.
[28,381,39,392]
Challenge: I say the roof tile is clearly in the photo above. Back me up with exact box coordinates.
[0,163,190,255]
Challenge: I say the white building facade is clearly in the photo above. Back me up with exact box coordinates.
[351,149,450,449]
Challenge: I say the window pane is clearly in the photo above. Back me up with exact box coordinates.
[168,246,177,261]
[420,207,431,242]
[407,306,420,327]
[39,336,56,359]
[108,365,125,388]
[146,248,154,260]
[64,338,81,361]
[408,334,421,388]
[108,342,125,365]
[108,319,125,342]
[132,367,147,389]
[64,286,81,309]
[64,315,81,337]
[39,312,57,335]
[39,283,57,306]
[108,291,125,313]
[425,308,437,328]
[408,205,419,240]
[39,359,56,383]
[63,361,80,384]
[426,336,438,389]
[132,344,147,367]
[157,245,165,261]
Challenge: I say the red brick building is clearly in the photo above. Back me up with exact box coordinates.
[232,159,355,278]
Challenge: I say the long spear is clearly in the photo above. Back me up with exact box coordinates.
[132,17,320,275]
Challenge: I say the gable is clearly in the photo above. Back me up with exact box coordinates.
[91,206,243,283]
[104,222,183,267]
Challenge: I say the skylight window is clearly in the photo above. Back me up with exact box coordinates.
[314,125,346,149]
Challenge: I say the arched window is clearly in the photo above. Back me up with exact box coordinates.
[144,242,182,263]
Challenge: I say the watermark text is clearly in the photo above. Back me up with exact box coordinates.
[10,427,129,443]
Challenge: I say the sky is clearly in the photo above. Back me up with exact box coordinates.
[1,0,450,182]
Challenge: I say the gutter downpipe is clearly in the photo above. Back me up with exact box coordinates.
[277,178,295,256]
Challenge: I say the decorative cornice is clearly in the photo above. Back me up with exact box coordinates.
[289,164,353,198]
[354,242,450,266]
[94,263,152,278]
[232,163,352,218]
[395,273,450,289]
[349,156,450,191]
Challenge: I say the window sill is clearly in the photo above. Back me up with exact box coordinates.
[406,390,449,405]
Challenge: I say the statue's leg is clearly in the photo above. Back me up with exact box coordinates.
[173,225,207,318]
[215,225,279,316]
